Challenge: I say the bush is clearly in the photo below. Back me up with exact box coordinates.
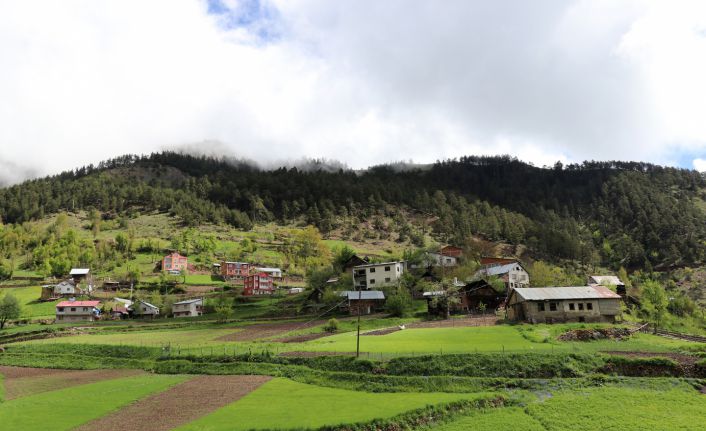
[385,291,413,317]
[324,318,339,333]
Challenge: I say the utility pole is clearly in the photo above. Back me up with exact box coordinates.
[356,284,362,358]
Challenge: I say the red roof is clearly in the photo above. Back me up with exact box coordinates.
[57,301,101,307]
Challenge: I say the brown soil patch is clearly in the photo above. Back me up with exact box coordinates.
[0,366,144,400]
[603,351,700,366]
[274,332,333,343]
[410,315,499,329]
[76,375,271,431]
[559,328,632,342]
[362,328,400,336]
[217,320,327,342]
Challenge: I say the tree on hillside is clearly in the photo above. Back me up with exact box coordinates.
[640,280,669,332]
[0,293,21,329]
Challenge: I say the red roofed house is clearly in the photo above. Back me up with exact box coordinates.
[56,300,102,322]
[243,272,274,296]
[440,245,464,258]
[163,252,188,273]
[221,261,252,280]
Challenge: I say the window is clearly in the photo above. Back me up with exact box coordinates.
[369,279,376,284]
[578,303,584,311]
[587,303,593,310]
[569,303,575,311]
[369,268,376,273]
[70,307,76,312]
[384,266,390,271]
[549,303,557,311]
[538,303,545,312]
[385,277,391,282]
[57,307,64,312]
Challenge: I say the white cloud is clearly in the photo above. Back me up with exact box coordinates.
[1,0,706,183]
[694,158,706,172]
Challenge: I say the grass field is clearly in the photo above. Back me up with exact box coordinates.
[176,378,495,431]
[435,407,546,431]
[525,386,706,430]
[1,286,58,319]
[0,374,186,430]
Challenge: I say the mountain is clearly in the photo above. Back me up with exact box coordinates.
[1,152,705,270]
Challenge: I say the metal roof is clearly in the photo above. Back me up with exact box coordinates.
[57,300,101,307]
[69,268,90,275]
[174,298,203,305]
[256,267,282,272]
[138,300,159,309]
[512,286,621,301]
[476,262,522,277]
[340,290,386,300]
[352,261,404,269]
[588,275,624,286]
[422,291,446,297]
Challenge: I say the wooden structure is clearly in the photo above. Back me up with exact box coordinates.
[339,290,386,315]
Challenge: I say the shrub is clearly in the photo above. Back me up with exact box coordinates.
[324,318,339,333]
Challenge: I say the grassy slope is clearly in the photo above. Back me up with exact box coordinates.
[176,378,494,431]
[2,286,57,319]
[0,374,187,431]
[435,407,546,431]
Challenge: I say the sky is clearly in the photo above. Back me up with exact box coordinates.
[1,0,706,184]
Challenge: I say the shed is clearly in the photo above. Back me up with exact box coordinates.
[339,290,386,315]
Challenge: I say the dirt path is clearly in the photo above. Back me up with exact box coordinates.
[0,366,144,400]
[76,375,271,431]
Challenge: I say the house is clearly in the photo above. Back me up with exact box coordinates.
[342,255,370,274]
[339,290,386,315]
[423,278,502,316]
[69,268,91,283]
[507,286,622,324]
[588,275,626,296]
[221,261,252,280]
[134,300,160,318]
[244,272,275,296]
[111,305,130,320]
[352,261,405,290]
[162,252,188,273]
[56,300,101,322]
[473,261,529,291]
[173,298,204,318]
[424,252,458,267]
[440,245,464,258]
[256,267,283,278]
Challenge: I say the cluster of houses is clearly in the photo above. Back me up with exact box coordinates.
[55,296,205,322]
[338,248,625,324]
[216,260,283,296]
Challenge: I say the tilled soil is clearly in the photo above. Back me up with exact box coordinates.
[410,316,499,328]
[217,320,327,342]
[274,332,333,343]
[0,366,144,400]
[75,375,272,431]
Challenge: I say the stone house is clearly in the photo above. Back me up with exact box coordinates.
[507,286,622,324]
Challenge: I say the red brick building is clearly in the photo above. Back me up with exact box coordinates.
[221,261,252,280]
[243,272,274,296]
[162,252,188,272]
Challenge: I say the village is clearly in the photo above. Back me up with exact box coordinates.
[41,246,626,326]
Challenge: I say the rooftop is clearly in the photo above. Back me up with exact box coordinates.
[174,298,204,305]
[57,300,101,307]
[476,262,522,277]
[339,290,386,300]
[588,275,625,286]
[352,261,404,269]
[69,268,90,275]
[512,286,621,301]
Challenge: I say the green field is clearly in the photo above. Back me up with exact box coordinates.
[177,378,494,431]
[0,374,186,430]
[1,286,58,319]
[435,407,546,431]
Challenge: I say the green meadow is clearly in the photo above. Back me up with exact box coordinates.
[176,378,495,431]
[0,374,186,431]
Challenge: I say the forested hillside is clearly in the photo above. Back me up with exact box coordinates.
[1,152,705,270]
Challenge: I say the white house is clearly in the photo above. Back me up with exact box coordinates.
[55,300,101,322]
[352,261,405,290]
[256,267,283,278]
[53,280,79,297]
[474,261,530,291]
[425,252,458,267]
[172,298,203,318]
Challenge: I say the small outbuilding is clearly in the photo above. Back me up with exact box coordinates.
[135,300,160,318]
[507,286,622,324]
[587,275,626,296]
[339,290,386,315]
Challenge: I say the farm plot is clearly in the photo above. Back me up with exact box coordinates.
[525,386,706,430]
[76,375,271,431]
[176,378,497,431]
[0,365,144,400]
[0,374,187,430]
[435,407,546,431]
[27,327,242,348]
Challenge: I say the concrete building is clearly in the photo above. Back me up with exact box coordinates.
[173,298,204,318]
[256,267,283,278]
[55,300,101,322]
[162,252,187,273]
[352,261,405,290]
[244,272,274,296]
[507,286,622,324]
[339,290,386,315]
[135,300,160,318]
[221,261,252,280]
[474,261,529,291]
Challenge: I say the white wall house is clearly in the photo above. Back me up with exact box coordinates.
[475,262,530,290]
[426,252,458,267]
[135,300,160,318]
[55,300,101,322]
[172,298,203,318]
[256,267,283,278]
[352,261,405,290]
